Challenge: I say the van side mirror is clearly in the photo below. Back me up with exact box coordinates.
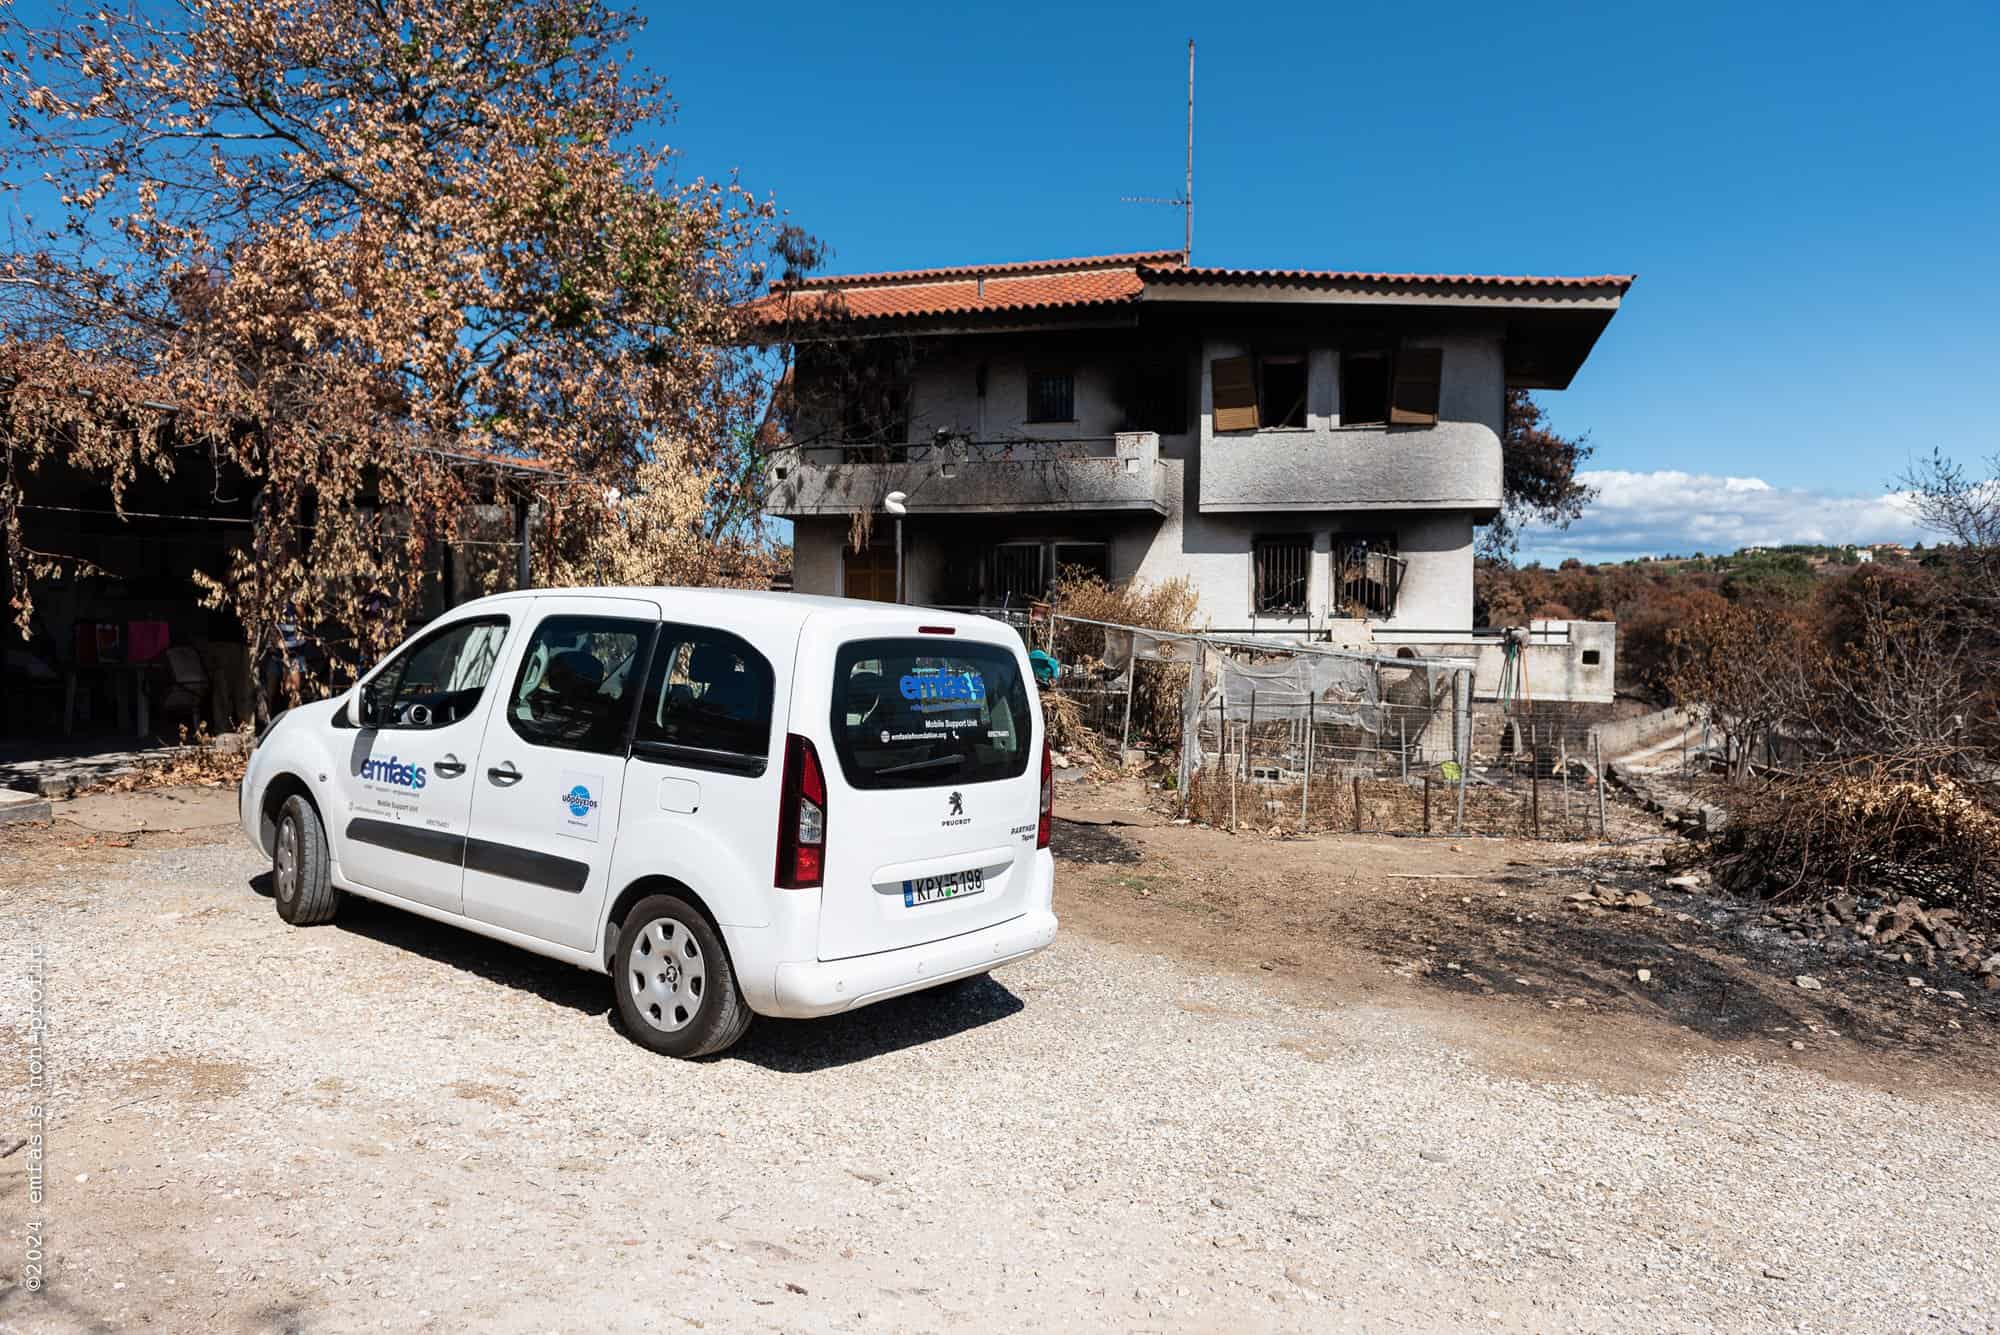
[356,684,380,728]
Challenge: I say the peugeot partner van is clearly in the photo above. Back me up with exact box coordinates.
[239,589,1058,1058]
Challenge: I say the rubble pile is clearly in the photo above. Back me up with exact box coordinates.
[1749,894,1999,991]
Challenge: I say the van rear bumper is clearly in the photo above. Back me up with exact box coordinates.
[768,909,1058,1019]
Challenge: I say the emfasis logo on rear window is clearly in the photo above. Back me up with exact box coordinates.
[899,671,986,703]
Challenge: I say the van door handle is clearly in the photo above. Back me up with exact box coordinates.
[487,761,522,787]
[433,754,466,779]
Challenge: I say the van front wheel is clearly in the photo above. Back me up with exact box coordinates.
[611,895,751,1059]
[272,794,339,926]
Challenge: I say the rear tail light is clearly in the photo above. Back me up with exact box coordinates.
[776,733,827,889]
[1036,737,1053,849]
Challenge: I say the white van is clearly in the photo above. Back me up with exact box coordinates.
[238,589,1057,1058]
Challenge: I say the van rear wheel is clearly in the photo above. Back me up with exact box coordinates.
[611,895,751,1059]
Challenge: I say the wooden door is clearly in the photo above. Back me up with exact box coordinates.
[843,540,897,602]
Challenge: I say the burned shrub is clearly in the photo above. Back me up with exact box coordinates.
[1711,769,2000,932]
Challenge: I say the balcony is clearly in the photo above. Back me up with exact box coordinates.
[766,432,1171,518]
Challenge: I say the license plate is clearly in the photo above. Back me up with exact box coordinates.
[902,867,985,907]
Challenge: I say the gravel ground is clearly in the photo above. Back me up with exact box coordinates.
[3,832,1999,1333]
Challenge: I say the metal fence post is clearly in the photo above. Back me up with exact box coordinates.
[1453,668,1469,836]
[1301,695,1314,827]
[1594,731,1608,840]
[1561,733,1570,825]
[1230,724,1239,830]
[1217,689,1226,777]
[1248,689,1257,774]
[1178,648,1200,816]
[1119,640,1138,753]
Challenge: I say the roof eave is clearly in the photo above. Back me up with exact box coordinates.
[1138,276,1630,312]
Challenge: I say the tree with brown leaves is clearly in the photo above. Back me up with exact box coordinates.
[1,0,799,705]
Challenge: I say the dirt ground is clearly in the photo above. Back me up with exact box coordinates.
[3,780,1998,1332]
[1054,774,2000,1094]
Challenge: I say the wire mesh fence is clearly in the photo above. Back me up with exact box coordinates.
[1023,610,1613,841]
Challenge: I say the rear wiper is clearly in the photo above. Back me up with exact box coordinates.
[876,753,967,777]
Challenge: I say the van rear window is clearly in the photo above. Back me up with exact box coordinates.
[830,638,1033,790]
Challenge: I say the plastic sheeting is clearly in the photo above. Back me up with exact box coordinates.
[1101,626,1201,666]
[1171,639,1457,789]
[1198,646,1450,734]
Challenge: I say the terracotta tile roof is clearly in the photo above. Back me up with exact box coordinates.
[748,250,1177,327]
[752,268,1144,324]
[783,249,1188,288]
[1142,264,1635,291]
[744,251,1631,328]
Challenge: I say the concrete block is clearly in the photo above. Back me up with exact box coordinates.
[0,787,53,827]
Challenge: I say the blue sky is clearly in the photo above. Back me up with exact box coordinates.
[649,0,2000,563]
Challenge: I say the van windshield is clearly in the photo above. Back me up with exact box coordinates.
[830,638,1033,791]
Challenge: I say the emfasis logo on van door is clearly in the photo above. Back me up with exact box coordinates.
[359,755,427,790]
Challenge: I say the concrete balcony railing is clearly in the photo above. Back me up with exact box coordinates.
[765,432,1171,518]
[1198,422,1503,515]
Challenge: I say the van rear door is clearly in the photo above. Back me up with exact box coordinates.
[801,622,1042,962]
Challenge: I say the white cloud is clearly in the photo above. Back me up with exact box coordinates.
[1516,469,1928,564]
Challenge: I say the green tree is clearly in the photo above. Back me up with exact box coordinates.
[1478,389,1597,562]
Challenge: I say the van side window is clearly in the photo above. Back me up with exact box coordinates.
[506,615,652,754]
[635,627,775,775]
[367,617,510,729]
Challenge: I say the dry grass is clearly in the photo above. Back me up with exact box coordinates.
[77,724,251,795]
[1181,768,1550,837]
[1041,688,1106,763]
[1049,571,1200,753]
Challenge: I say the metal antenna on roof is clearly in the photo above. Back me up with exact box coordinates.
[1121,38,1194,262]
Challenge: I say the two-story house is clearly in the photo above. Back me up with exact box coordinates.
[752,249,1630,641]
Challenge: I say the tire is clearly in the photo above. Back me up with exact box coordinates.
[611,894,752,1059]
[272,793,340,926]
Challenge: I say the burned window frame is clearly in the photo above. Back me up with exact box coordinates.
[1330,534,1405,620]
[1252,534,1313,616]
[1256,351,1309,429]
[987,542,1047,604]
[1338,348,1391,427]
[1123,354,1189,436]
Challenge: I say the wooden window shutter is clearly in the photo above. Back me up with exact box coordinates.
[1210,356,1259,433]
[1389,346,1443,425]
